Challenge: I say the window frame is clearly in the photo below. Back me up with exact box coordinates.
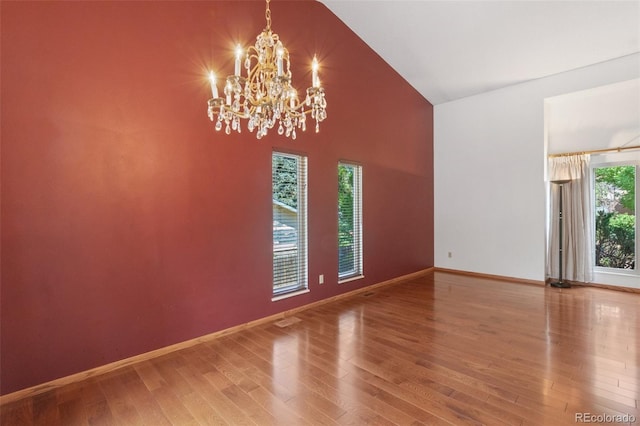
[338,161,364,283]
[272,151,309,299]
[590,159,639,278]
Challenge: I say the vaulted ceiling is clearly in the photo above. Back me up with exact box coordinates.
[319,0,640,105]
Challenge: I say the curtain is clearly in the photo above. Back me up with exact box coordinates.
[547,154,593,283]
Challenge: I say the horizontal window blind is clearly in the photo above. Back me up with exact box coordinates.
[272,152,308,296]
[338,162,363,280]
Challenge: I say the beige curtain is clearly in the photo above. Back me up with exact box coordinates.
[547,154,593,282]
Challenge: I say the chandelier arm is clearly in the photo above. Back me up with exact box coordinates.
[244,76,271,107]
[283,51,291,76]
[229,110,251,119]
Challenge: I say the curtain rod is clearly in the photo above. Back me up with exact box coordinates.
[547,144,640,158]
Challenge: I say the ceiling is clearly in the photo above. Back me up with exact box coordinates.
[319,0,640,105]
[546,78,640,154]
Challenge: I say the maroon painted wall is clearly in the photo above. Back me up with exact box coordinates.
[0,0,433,395]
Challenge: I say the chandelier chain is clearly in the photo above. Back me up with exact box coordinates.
[265,0,271,30]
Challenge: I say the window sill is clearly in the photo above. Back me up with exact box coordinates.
[338,275,364,285]
[592,270,640,289]
[271,288,310,302]
[593,268,639,277]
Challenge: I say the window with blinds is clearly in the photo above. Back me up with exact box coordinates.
[338,162,363,281]
[272,152,308,296]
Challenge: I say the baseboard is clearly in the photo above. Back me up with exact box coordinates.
[0,267,433,406]
[435,267,640,294]
[434,267,545,287]
[547,278,640,294]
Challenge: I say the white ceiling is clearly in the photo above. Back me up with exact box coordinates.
[319,0,640,105]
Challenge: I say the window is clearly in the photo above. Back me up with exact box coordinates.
[593,163,637,272]
[338,162,363,281]
[272,152,308,296]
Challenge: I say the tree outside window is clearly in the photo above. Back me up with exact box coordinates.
[338,162,362,279]
[594,165,636,270]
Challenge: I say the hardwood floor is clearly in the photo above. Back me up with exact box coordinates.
[2,271,639,425]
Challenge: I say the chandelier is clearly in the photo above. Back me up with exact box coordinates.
[207,0,327,140]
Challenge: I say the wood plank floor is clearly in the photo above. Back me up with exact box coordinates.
[2,271,639,425]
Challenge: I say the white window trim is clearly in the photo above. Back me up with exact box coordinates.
[271,288,310,302]
[272,152,308,297]
[338,275,364,285]
[338,161,363,281]
[590,156,639,288]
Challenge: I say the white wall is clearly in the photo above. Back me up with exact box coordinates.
[434,53,640,282]
[546,78,640,155]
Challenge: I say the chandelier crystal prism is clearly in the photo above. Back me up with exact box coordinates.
[207,0,327,140]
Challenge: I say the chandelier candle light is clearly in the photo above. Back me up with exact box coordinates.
[207,0,327,139]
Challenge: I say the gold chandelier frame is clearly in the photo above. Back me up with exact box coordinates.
[207,0,327,139]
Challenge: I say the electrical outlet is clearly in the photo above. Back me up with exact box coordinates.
[448,252,453,258]
[319,274,324,284]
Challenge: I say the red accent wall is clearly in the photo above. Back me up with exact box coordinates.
[0,0,433,395]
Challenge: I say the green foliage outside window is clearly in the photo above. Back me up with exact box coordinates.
[272,155,298,209]
[594,166,636,269]
[338,164,356,275]
[338,165,354,248]
[595,212,635,269]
